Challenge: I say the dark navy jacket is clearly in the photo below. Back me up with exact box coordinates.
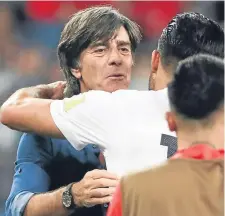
[5,133,107,216]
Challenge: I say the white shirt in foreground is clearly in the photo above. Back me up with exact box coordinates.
[50,89,176,176]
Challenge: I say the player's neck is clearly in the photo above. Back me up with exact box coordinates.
[154,71,172,91]
[177,128,224,150]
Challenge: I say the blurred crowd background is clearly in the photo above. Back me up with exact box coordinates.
[0,1,223,214]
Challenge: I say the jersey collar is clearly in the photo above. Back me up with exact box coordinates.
[172,144,224,160]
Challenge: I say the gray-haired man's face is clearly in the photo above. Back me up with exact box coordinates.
[71,26,133,93]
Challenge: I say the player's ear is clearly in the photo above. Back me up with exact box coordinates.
[150,50,160,77]
[165,111,177,132]
[149,50,160,90]
[71,68,82,79]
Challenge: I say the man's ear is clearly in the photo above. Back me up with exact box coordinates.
[149,50,160,90]
[150,50,160,77]
[165,111,177,132]
[71,68,81,79]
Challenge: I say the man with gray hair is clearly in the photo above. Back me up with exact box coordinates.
[4,6,141,216]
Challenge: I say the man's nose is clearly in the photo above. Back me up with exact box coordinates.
[108,49,122,66]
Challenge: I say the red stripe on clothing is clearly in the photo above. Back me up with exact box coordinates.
[172,144,224,160]
[107,184,122,216]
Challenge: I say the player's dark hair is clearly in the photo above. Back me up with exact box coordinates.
[58,6,142,97]
[168,54,224,119]
[158,12,224,70]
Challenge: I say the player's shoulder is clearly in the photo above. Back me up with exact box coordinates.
[66,90,112,108]
[81,88,168,98]
[77,90,111,99]
[111,88,167,98]
[129,159,190,178]
[122,159,191,193]
[83,89,145,101]
[115,88,168,97]
[123,160,168,184]
[70,89,168,108]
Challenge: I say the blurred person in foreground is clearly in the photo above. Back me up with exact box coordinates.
[3,6,141,216]
[0,13,224,176]
[107,54,224,216]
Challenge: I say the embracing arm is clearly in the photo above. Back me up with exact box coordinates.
[1,81,111,149]
[0,82,65,138]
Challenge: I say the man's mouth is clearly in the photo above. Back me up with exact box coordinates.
[108,73,125,79]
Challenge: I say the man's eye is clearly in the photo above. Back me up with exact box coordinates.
[120,47,130,53]
[95,48,105,53]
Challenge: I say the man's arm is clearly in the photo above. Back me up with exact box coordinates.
[6,133,119,216]
[0,82,65,138]
[23,169,118,216]
[5,133,51,216]
[5,133,70,216]
[23,187,73,216]
[1,82,112,150]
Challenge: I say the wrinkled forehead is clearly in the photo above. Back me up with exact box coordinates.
[89,26,131,47]
[110,26,131,43]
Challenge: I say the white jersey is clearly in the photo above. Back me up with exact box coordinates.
[50,89,176,176]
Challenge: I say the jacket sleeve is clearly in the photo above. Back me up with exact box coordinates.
[5,133,52,216]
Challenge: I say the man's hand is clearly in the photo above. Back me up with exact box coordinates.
[47,81,66,100]
[72,169,119,207]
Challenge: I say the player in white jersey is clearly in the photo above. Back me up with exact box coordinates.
[0,12,224,176]
[49,88,173,175]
